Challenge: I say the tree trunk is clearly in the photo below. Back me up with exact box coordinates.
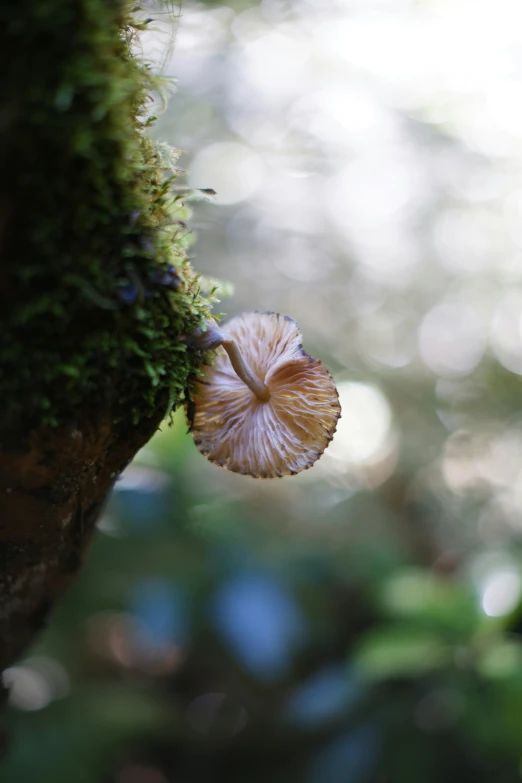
[0,0,207,669]
[0,411,165,669]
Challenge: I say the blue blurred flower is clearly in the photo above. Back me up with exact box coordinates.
[129,579,189,648]
[308,725,379,783]
[284,665,363,728]
[211,573,306,681]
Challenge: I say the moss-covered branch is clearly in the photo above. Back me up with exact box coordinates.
[0,0,209,668]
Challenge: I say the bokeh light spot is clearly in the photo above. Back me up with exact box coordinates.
[186,693,248,737]
[327,382,393,466]
[419,303,485,377]
[481,569,521,617]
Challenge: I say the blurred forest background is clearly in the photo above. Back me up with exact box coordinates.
[5,0,522,780]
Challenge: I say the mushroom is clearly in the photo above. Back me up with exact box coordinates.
[188,312,341,478]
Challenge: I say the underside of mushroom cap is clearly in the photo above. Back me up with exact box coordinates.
[190,312,341,478]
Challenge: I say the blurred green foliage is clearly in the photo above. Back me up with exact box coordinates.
[3,411,522,783]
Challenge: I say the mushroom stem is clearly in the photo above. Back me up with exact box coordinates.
[221,337,271,402]
[189,319,270,402]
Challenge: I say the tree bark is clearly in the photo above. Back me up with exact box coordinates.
[0,1,207,668]
[0,410,165,669]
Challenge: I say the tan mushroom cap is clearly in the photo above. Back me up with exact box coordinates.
[191,312,341,478]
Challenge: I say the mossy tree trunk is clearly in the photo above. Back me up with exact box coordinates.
[0,0,208,669]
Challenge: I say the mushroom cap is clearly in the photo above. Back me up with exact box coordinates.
[190,312,341,478]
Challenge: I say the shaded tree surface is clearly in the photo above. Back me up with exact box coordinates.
[0,0,209,669]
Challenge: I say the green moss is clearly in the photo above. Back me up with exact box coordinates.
[0,0,211,428]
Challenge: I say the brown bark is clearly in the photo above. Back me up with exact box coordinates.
[0,407,165,669]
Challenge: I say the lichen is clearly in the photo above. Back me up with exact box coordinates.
[0,0,211,429]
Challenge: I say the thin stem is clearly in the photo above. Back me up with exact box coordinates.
[221,337,270,402]
[189,320,270,402]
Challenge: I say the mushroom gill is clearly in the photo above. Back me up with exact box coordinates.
[190,312,341,478]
